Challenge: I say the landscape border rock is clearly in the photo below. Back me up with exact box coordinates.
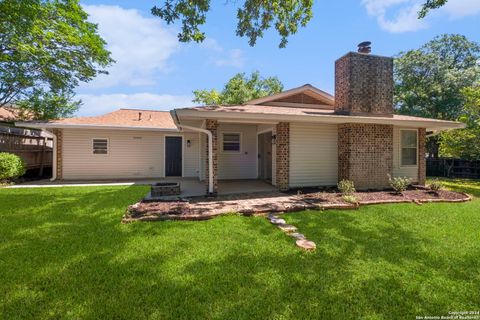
[122,190,472,223]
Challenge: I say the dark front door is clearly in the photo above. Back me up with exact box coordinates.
[165,137,182,176]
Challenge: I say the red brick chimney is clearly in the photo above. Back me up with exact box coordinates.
[334,44,394,117]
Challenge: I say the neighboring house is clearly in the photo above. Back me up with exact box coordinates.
[18,50,464,193]
[1,106,53,174]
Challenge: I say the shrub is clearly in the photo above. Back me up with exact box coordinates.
[388,174,412,194]
[337,179,356,195]
[0,153,26,181]
[342,194,358,204]
[429,179,443,192]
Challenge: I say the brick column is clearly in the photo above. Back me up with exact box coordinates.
[205,120,218,195]
[52,128,63,180]
[275,122,290,191]
[418,128,426,185]
[338,124,393,190]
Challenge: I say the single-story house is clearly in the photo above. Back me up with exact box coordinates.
[18,50,464,194]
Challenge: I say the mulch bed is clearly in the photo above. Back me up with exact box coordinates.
[122,188,472,223]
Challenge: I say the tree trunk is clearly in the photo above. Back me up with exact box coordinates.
[426,136,439,159]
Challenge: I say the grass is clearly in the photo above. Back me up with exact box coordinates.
[0,179,479,319]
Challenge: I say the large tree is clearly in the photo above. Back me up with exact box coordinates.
[440,87,480,160]
[193,71,283,105]
[0,0,113,119]
[394,34,480,158]
[152,1,443,48]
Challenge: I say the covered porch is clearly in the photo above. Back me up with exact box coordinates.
[146,178,278,199]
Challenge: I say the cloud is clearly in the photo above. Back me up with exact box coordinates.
[81,5,179,89]
[442,0,480,18]
[362,0,480,33]
[76,93,193,116]
[362,0,428,32]
[214,49,246,68]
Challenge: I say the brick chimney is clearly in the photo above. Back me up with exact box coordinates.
[334,49,394,117]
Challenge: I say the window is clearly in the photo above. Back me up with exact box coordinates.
[93,138,108,154]
[222,133,240,152]
[400,130,417,166]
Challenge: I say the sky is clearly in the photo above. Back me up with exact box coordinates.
[76,0,480,116]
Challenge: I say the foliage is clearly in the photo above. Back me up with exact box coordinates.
[341,194,358,204]
[337,179,356,195]
[418,0,448,18]
[388,174,412,194]
[0,0,113,119]
[440,87,480,159]
[429,179,443,192]
[0,152,26,180]
[152,0,314,48]
[193,71,283,105]
[394,34,480,121]
[394,34,480,158]
[1,181,479,318]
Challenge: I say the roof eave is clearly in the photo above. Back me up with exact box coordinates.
[174,109,465,131]
[15,122,180,132]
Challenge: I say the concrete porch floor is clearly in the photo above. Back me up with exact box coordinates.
[9,177,277,198]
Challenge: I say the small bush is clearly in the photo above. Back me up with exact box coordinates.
[388,174,411,194]
[429,179,443,192]
[0,153,26,181]
[342,194,358,204]
[338,179,356,195]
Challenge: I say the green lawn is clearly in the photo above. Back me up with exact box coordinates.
[0,179,479,319]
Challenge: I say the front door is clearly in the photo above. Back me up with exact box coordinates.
[165,136,182,176]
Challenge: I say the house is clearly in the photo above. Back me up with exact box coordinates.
[18,50,464,194]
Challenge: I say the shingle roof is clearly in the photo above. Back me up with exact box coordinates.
[0,106,32,122]
[32,109,177,129]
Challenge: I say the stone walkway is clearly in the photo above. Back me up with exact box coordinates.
[267,213,316,251]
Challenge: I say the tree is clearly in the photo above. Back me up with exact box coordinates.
[193,71,283,105]
[418,0,448,18]
[0,0,113,119]
[151,1,448,48]
[440,87,480,160]
[394,34,480,158]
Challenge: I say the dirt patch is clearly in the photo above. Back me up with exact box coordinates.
[122,189,471,223]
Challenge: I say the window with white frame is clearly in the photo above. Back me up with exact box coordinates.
[222,133,241,152]
[400,130,417,166]
[92,138,108,154]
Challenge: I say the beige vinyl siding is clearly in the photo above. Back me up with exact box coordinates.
[62,129,201,180]
[217,124,257,180]
[393,127,418,182]
[183,132,200,178]
[289,122,338,187]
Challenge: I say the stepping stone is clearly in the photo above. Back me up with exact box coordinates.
[289,232,306,240]
[270,218,286,225]
[277,224,297,233]
[296,239,316,250]
[268,214,279,220]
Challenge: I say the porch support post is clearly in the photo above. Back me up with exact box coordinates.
[205,119,218,195]
[275,122,290,191]
[418,128,426,185]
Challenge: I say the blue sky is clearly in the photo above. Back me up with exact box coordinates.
[76,0,480,116]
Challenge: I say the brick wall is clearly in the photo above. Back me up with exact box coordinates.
[338,124,393,190]
[205,119,218,194]
[275,122,290,191]
[335,52,394,117]
[418,128,426,185]
[52,128,63,180]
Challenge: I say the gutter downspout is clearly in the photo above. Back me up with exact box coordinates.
[170,110,214,194]
[47,129,57,181]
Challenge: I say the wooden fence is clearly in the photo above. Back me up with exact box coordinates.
[0,132,53,176]
[427,158,480,179]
